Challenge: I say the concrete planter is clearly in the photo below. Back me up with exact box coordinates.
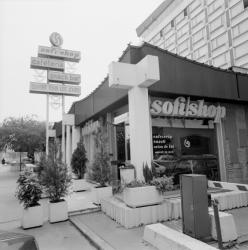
[21,204,43,229]
[94,186,112,205]
[49,200,68,223]
[123,185,163,208]
[73,179,90,192]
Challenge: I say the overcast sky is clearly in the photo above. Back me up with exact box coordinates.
[0,0,164,123]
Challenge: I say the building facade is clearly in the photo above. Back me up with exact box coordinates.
[55,43,248,184]
[136,0,248,69]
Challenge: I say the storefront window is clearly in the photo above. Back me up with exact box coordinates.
[116,124,125,162]
[116,122,131,163]
[152,125,219,183]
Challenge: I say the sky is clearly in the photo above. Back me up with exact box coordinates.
[0,0,164,123]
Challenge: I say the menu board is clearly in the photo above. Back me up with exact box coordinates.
[153,134,175,156]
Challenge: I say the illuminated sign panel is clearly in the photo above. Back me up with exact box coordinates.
[30,57,64,71]
[29,82,81,96]
[48,71,80,84]
[38,46,81,62]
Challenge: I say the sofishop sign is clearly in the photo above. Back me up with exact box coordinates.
[150,97,226,123]
[38,46,81,62]
[29,82,81,96]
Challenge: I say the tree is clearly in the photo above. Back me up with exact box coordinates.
[0,115,45,170]
[71,137,87,179]
[91,125,111,186]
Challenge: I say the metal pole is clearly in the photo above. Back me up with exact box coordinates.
[62,94,65,162]
[46,93,49,156]
[212,199,223,249]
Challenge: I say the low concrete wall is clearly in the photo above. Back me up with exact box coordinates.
[143,223,217,250]
[209,209,238,242]
[101,197,181,229]
[208,180,248,191]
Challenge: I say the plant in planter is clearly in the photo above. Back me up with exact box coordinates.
[91,125,112,204]
[16,170,43,229]
[71,137,89,192]
[123,177,163,208]
[40,144,72,223]
[150,175,174,195]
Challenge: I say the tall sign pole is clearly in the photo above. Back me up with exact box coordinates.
[30,32,81,160]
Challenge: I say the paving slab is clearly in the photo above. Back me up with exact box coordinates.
[70,212,157,250]
[4,221,96,250]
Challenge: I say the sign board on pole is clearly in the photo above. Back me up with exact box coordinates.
[47,71,81,84]
[38,46,81,62]
[30,57,64,71]
[29,82,81,96]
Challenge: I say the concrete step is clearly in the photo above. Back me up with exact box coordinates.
[70,216,115,250]
[69,206,101,216]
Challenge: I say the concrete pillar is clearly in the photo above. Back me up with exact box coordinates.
[109,55,160,181]
[63,114,75,169]
[72,126,80,153]
[129,86,153,180]
[61,124,66,162]
[216,119,227,181]
[66,125,71,170]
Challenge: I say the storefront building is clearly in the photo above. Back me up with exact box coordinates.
[54,42,248,184]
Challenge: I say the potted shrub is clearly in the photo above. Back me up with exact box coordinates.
[150,175,175,196]
[123,179,163,208]
[16,170,43,229]
[122,163,163,208]
[71,137,89,192]
[40,144,72,223]
[91,125,112,205]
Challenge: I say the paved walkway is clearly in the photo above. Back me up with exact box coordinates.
[5,221,96,250]
[70,212,157,250]
[0,164,22,226]
[0,164,96,250]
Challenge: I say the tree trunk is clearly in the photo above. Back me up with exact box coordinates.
[19,152,22,171]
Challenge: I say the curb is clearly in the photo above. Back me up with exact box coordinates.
[69,216,115,250]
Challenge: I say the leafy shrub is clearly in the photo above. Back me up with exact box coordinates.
[40,144,72,202]
[143,163,153,184]
[150,175,174,194]
[71,137,87,179]
[91,125,111,187]
[16,170,42,209]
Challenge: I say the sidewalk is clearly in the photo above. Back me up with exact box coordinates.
[0,164,96,250]
[70,206,248,250]
[70,212,157,250]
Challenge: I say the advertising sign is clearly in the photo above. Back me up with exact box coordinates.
[38,46,81,62]
[30,57,64,71]
[153,134,175,156]
[29,82,81,96]
[150,96,226,123]
[47,71,80,84]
